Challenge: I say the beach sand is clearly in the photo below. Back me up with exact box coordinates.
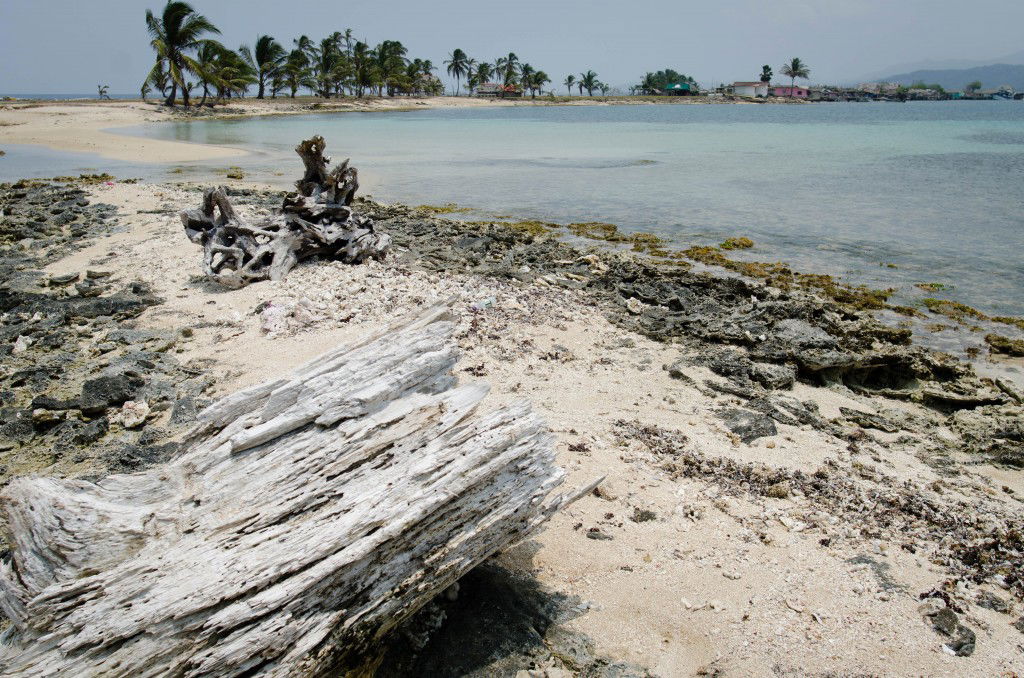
[0,95,762,164]
[1,108,1022,676]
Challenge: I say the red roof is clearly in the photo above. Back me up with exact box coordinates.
[733,82,764,87]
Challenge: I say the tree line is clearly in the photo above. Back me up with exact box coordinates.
[144,1,443,106]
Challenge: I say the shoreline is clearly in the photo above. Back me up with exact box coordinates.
[1,172,1023,675]
[0,95,793,163]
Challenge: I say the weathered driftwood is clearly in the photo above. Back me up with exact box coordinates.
[181,135,390,288]
[0,305,592,676]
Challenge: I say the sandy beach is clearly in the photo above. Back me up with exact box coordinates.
[1,106,1023,676]
[0,95,768,164]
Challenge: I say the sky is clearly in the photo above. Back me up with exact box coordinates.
[2,0,1023,94]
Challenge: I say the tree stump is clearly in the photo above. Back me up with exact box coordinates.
[0,305,592,676]
[181,135,389,288]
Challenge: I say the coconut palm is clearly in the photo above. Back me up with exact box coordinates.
[352,41,377,97]
[598,82,610,96]
[500,52,520,86]
[376,40,408,96]
[144,0,222,107]
[760,65,773,84]
[781,58,809,94]
[282,49,314,98]
[464,58,478,94]
[519,63,535,93]
[240,35,286,99]
[563,74,576,96]
[579,70,599,96]
[527,70,550,98]
[193,41,223,104]
[476,62,493,87]
[444,48,469,95]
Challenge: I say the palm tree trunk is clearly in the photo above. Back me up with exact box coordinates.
[258,75,265,99]
[165,81,177,107]
[791,77,795,97]
[200,83,208,106]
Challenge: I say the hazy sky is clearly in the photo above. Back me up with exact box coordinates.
[2,0,1023,94]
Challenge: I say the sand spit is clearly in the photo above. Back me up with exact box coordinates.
[1,175,1021,676]
[0,95,780,164]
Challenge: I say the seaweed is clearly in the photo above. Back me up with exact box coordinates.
[985,334,1024,357]
[720,236,754,250]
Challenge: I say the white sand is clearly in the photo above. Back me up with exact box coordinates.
[32,179,1024,676]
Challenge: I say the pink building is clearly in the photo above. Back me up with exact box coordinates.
[772,86,809,98]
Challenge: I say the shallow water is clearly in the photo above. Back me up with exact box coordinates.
[5,101,1024,318]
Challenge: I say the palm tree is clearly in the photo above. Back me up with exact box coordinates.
[444,48,469,95]
[519,63,535,93]
[376,40,408,96]
[194,41,222,105]
[579,70,599,96]
[781,58,809,95]
[528,70,551,98]
[144,1,221,107]
[476,62,493,87]
[564,74,576,96]
[352,41,377,97]
[283,49,313,98]
[464,58,478,94]
[760,65,773,84]
[240,35,286,99]
[598,82,610,96]
[501,52,520,86]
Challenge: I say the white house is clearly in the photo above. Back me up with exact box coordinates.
[731,81,768,97]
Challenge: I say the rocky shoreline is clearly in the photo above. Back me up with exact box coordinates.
[1,176,1022,674]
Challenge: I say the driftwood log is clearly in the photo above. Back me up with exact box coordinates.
[0,306,592,676]
[181,136,390,288]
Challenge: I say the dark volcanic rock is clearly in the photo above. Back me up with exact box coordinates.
[930,608,976,657]
[718,408,777,443]
[79,374,144,415]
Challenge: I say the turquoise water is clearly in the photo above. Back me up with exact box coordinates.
[6,102,1024,317]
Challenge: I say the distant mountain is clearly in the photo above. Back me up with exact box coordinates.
[853,49,1024,83]
[876,63,1024,91]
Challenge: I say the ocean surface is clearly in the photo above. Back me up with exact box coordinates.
[4,102,1024,323]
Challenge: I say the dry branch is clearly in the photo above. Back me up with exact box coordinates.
[0,305,591,676]
[181,135,389,288]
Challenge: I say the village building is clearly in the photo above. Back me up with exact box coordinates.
[730,81,768,97]
[772,85,809,98]
[663,82,698,96]
[475,82,523,98]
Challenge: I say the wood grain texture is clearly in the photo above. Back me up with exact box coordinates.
[0,305,590,676]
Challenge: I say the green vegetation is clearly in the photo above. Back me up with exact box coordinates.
[634,69,697,95]
[760,65,773,84]
[142,1,443,107]
[444,49,469,95]
[915,282,953,292]
[985,334,1024,357]
[910,81,947,95]
[993,316,1024,331]
[720,237,754,250]
[781,58,810,94]
[921,298,987,322]
[965,80,983,94]
[239,35,286,99]
[414,203,472,215]
[145,1,222,107]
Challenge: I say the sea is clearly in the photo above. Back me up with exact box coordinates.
[3,101,1023,329]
